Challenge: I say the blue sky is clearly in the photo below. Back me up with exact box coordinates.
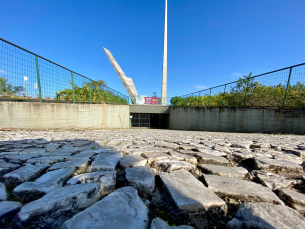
[1,0,304,99]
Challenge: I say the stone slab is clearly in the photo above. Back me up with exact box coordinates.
[229,202,305,229]
[0,161,20,176]
[16,183,100,228]
[0,201,22,221]
[89,151,122,172]
[254,171,292,190]
[198,164,248,179]
[0,183,7,201]
[169,151,197,164]
[142,152,171,164]
[125,166,155,196]
[160,169,227,213]
[3,164,48,185]
[66,171,116,195]
[204,175,283,205]
[254,156,303,178]
[195,152,229,166]
[119,155,147,168]
[150,217,194,229]
[154,158,196,173]
[13,168,74,201]
[61,186,149,229]
[279,188,305,214]
[48,159,89,175]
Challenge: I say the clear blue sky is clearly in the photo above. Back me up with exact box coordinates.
[1,0,304,99]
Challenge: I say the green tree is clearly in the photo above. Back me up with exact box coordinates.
[0,77,24,96]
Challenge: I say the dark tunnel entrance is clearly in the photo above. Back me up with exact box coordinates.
[130,113,169,129]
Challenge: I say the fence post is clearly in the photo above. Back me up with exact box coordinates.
[282,67,293,109]
[208,89,211,107]
[198,92,200,107]
[35,55,42,102]
[71,72,75,103]
[243,83,249,108]
[221,84,227,108]
[89,80,92,104]
[100,85,103,104]
[107,87,110,104]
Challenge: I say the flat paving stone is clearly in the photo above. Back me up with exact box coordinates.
[61,186,149,229]
[254,171,292,190]
[0,201,22,222]
[169,151,197,164]
[27,156,66,165]
[66,171,116,195]
[196,149,226,157]
[0,183,7,200]
[125,166,155,196]
[16,183,100,228]
[89,151,122,172]
[3,164,48,185]
[279,188,305,215]
[150,217,194,229]
[204,175,284,205]
[198,164,248,179]
[4,154,42,163]
[160,169,227,213]
[119,155,147,168]
[154,158,196,173]
[0,161,20,176]
[195,152,229,166]
[254,156,303,178]
[142,151,171,164]
[155,141,180,150]
[13,168,74,201]
[48,159,89,175]
[228,202,305,229]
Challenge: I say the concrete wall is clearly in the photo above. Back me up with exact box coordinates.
[169,107,305,134]
[129,105,170,114]
[0,102,130,129]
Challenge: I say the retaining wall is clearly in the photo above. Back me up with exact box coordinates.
[0,102,130,129]
[169,107,305,134]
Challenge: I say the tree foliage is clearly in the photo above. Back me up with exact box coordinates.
[0,77,24,96]
[55,80,128,104]
[171,73,305,109]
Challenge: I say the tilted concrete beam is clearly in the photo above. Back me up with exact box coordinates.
[103,48,138,104]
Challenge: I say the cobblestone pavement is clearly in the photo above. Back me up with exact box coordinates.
[1,129,305,228]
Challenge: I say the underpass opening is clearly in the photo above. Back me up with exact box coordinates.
[130,113,169,129]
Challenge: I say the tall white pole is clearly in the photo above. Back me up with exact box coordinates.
[161,0,167,105]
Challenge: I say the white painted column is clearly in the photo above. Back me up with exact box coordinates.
[161,0,168,105]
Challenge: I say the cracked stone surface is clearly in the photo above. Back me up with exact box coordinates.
[125,166,155,196]
[198,164,248,179]
[150,217,195,229]
[66,171,116,195]
[119,155,147,168]
[228,202,305,229]
[279,188,305,215]
[61,186,149,229]
[16,183,101,228]
[204,174,284,205]
[160,169,227,213]
[3,164,48,185]
[0,183,7,201]
[0,201,22,222]
[0,129,304,228]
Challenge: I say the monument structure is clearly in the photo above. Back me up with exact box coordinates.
[161,0,168,105]
[103,48,139,104]
[104,0,168,105]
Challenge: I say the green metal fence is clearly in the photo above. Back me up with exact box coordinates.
[171,63,305,109]
[0,37,129,105]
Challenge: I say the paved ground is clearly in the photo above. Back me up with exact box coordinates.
[1,129,305,228]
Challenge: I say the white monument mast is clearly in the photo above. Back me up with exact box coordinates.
[161,0,168,105]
